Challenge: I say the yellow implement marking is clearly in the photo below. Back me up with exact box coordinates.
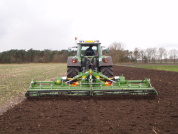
[86,40,94,42]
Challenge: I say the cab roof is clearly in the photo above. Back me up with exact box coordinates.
[77,40,101,45]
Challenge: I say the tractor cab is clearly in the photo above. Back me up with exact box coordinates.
[68,40,109,57]
[75,41,103,70]
[76,40,102,57]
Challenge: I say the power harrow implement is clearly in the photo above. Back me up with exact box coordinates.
[25,69,157,97]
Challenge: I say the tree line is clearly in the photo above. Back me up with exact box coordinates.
[0,49,76,63]
[108,42,178,64]
[0,43,178,64]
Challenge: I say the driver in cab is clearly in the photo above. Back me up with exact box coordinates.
[85,46,95,56]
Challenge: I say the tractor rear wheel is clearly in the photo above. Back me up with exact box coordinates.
[67,67,79,78]
[100,66,113,78]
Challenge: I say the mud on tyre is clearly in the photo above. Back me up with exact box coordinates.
[67,67,79,78]
[100,66,113,78]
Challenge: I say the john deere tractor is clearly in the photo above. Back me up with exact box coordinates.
[67,40,113,79]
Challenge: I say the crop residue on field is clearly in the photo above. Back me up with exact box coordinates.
[0,63,67,105]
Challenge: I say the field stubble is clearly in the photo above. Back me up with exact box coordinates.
[0,63,67,106]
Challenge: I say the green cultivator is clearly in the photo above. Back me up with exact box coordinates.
[25,69,157,97]
[25,38,157,97]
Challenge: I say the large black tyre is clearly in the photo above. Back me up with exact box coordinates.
[100,66,113,78]
[67,67,79,78]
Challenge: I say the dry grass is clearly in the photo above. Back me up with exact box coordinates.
[0,63,67,105]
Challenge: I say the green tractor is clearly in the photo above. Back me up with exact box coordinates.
[25,39,158,97]
[67,40,113,79]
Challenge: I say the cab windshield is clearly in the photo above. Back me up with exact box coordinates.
[81,45,98,56]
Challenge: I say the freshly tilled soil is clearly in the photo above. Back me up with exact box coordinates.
[0,65,178,134]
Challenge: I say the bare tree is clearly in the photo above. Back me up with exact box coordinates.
[133,47,140,63]
[169,55,173,62]
[145,48,157,63]
[146,48,152,63]
[151,48,157,63]
[109,42,126,64]
[139,49,145,63]
[163,50,168,63]
[128,51,134,62]
[124,50,130,62]
[169,49,178,64]
[158,47,166,63]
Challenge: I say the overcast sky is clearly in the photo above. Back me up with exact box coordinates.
[0,0,178,52]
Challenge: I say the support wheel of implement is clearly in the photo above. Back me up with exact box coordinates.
[67,67,79,78]
[100,67,113,78]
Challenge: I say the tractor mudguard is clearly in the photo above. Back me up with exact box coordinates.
[67,56,81,66]
[99,56,113,67]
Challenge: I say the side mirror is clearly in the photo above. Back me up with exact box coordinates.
[106,48,109,53]
[68,48,71,53]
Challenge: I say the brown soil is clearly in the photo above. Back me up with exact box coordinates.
[0,65,178,134]
[0,95,26,116]
[121,63,178,66]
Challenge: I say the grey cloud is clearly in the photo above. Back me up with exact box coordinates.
[158,43,178,49]
[0,0,74,52]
